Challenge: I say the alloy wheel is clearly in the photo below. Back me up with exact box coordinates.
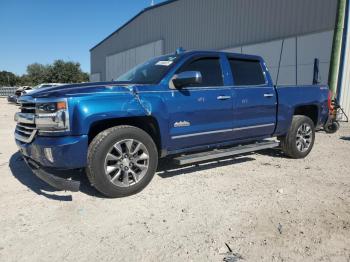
[104,139,150,187]
[296,123,313,152]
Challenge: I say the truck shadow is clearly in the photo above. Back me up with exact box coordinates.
[157,155,256,178]
[9,152,102,201]
[156,148,287,178]
[9,149,284,200]
[256,148,287,158]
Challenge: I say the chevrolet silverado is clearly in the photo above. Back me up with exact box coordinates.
[14,50,330,197]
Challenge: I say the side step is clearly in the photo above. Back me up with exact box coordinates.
[173,140,280,165]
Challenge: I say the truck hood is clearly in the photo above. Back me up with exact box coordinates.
[27,81,137,98]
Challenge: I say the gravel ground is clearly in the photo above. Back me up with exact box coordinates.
[0,98,349,262]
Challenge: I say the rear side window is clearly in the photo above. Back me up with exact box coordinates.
[229,58,266,86]
[177,57,223,87]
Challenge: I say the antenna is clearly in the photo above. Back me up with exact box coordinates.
[313,58,320,84]
[276,39,285,86]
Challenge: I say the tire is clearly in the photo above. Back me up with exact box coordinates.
[280,115,315,159]
[324,121,340,134]
[87,125,158,198]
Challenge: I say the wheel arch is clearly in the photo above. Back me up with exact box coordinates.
[293,104,319,126]
[88,116,162,156]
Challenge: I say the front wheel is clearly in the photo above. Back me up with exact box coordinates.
[280,115,315,159]
[87,126,158,198]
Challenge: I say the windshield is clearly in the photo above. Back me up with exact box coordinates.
[116,54,179,84]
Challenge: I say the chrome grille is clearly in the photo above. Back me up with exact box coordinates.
[20,102,36,114]
[15,102,37,143]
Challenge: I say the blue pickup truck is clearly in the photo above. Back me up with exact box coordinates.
[14,50,331,197]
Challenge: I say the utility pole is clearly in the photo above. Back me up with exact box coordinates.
[328,0,347,97]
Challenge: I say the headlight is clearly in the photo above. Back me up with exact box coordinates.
[35,100,70,132]
[36,101,66,114]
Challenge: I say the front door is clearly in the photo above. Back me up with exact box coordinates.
[167,56,234,151]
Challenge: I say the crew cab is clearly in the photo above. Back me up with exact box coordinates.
[14,50,330,197]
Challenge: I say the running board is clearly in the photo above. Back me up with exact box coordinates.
[173,140,280,165]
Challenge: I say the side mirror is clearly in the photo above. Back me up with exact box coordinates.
[172,71,202,88]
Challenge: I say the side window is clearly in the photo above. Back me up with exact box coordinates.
[229,58,266,86]
[177,57,223,87]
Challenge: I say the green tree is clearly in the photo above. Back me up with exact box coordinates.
[0,60,89,87]
[17,74,32,86]
[47,60,89,83]
[26,63,50,85]
[0,71,18,86]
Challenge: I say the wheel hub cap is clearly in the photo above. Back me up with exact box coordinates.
[296,123,312,152]
[122,158,130,167]
[104,139,150,187]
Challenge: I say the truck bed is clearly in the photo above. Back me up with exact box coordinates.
[274,85,329,136]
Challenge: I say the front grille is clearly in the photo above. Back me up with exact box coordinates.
[15,102,37,143]
[20,102,36,114]
[15,125,37,143]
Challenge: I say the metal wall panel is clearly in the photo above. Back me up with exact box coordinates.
[90,73,101,82]
[105,40,163,81]
[91,0,337,81]
[224,31,333,86]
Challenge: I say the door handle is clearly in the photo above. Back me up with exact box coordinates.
[217,95,231,100]
[264,93,274,98]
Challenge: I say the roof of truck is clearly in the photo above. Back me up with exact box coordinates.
[172,49,264,62]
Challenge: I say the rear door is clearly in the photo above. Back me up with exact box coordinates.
[228,57,277,139]
[167,55,234,150]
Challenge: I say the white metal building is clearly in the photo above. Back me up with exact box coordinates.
[339,2,350,117]
[90,0,349,115]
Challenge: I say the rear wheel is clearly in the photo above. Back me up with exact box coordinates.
[280,115,315,159]
[87,126,158,198]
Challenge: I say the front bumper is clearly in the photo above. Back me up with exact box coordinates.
[24,157,80,192]
[16,135,88,169]
[16,134,88,191]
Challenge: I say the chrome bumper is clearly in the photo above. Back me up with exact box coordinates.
[14,112,35,124]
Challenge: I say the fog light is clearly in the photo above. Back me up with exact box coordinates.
[44,148,54,163]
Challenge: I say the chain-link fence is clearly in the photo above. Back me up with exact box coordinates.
[0,87,17,97]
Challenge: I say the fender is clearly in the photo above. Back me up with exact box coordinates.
[274,85,328,135]
[69,87,171,153]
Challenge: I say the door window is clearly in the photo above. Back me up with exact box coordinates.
[177,57,223,87]
[229,58,266,86]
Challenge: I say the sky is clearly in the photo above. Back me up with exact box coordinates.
[0,0,166,75]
